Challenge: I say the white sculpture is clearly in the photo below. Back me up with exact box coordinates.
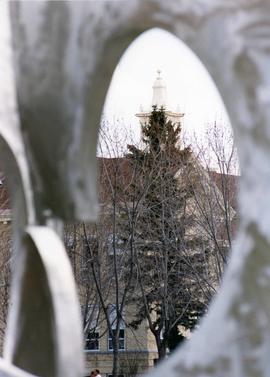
[0,0,270,376]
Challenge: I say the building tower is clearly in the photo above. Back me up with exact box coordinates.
[135,70,184,125]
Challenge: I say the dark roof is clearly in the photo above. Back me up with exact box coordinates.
[98,157,133,204]
[208,170,239,211]
[0,161,239,220]
[98,157,239,210]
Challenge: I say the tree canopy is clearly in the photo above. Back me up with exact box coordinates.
[124,107,211,358]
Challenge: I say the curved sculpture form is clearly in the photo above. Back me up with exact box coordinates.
[0,359,36,377]
[0,0,270,376]
[5,227,83,377]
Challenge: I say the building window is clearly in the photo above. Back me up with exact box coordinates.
[82,304,100,351]
[107,304,125,351]
[80,235,98,283]
[108,329,125,351]
[85,331,99,351]
[65,234,76,251]
[107,233,124,255]
[83,235,98,262]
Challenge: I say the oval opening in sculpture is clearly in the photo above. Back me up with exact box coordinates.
[75,27,240,375]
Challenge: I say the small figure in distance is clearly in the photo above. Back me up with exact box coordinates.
[95,369,101,377]
[90,370,95,377]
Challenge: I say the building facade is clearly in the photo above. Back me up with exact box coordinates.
[78,72,237,376]
[0,73,237,377]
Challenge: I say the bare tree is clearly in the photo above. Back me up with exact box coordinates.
[188,122,239,284]
[66,116,239,368]
[0,175,12,352]
[66,123,140,377]
[122,107,216,360]
[0,227,11,351]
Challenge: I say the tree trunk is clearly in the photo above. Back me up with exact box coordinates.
[155,334,167,361]
[112,339,119,377]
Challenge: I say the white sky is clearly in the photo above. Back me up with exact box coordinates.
[103,28,231,145]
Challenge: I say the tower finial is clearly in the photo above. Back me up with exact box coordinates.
[152,70,166,108]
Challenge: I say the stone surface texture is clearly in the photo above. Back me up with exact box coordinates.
[0,0,269,376]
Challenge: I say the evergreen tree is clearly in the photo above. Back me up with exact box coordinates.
[124,107,211,359]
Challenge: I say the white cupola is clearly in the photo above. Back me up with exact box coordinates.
[135,69,184,127]
[151,70,167,108]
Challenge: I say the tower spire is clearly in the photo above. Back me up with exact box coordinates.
[135,70,184,127]
[151,70,167,108]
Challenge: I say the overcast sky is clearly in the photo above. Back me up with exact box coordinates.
[103,28,231,145]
